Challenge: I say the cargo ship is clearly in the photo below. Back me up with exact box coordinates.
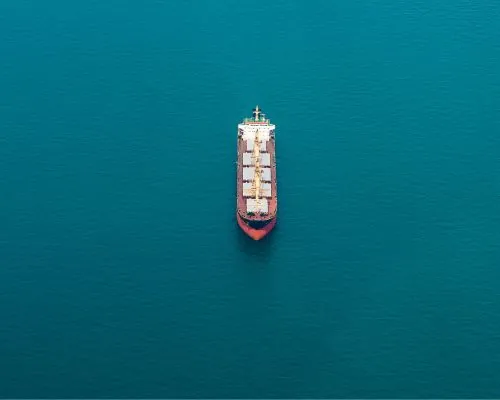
[236,106,277,240]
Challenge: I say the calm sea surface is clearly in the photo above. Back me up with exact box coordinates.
[1,0,499,397]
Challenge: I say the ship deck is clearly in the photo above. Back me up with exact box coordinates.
[236,135,277,221]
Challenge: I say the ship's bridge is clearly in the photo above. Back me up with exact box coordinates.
[238,123,275,142]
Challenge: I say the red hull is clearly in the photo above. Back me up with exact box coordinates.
[237,213,276,240]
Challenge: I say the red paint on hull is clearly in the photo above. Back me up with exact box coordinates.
[237,213,276,240]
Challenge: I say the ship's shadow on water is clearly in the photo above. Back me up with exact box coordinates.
[236,225,277,264]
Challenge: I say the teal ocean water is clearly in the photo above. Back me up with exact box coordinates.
[1,0,499,397]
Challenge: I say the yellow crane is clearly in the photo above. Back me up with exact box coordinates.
[249,129,263,206]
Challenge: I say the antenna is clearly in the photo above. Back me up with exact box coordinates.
[253,105,261,121]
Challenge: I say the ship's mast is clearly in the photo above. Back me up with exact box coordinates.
[253,105,261,121]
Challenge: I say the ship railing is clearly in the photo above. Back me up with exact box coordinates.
[243,117,270,124]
